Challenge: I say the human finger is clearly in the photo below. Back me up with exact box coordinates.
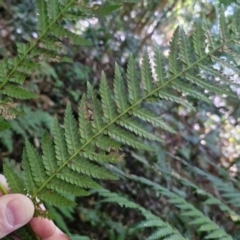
[0,194,34,238]
[43,227,70,240]
[30,217,69,239]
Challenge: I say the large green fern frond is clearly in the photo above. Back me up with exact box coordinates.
[1,7,240,239]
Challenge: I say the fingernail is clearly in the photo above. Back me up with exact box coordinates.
[5,196,29,226]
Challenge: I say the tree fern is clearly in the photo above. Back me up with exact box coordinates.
[0,3,240,239]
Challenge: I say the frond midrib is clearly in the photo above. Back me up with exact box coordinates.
[31,36,235,200]
[0,1,74,90]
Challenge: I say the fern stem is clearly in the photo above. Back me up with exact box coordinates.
[0,182,7,195]
[31,36,234,200]
[0,0,75,90]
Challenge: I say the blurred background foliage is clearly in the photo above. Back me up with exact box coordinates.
[0,0,240,239]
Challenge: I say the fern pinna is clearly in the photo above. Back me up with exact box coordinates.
[0,2,240,239]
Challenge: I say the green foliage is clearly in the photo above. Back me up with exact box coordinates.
[130,175,233,239]
[0,1,240,239]
[0,106,53,152]
[95,188,187,240]
[0,118,10,132]
[107,151,240,239]
[0,0,129,116]
[0,0,93,102]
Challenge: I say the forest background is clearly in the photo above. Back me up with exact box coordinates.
[0,0,240,239]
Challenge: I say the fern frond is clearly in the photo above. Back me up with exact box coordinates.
[3,8,240,239]
[64,103,81,154]
[178,27,194,67]
[0,118,11,132]
[53,119,69,165]
[56,169,101,189]
[47,178,89,197]
[211,55,240,76]
[114,63,129,112]
[141,51,155,94]
[39,191,76,207]
[51,26,92,46]
[127,54,142,103]
[3,165,25,194]
[195,167,240,208]
[22,148,38,194]
[87,83,104,131]
[78,94,95,144]
[130,174,233,239]
[148,229,180,240]
[193,22,206,58]
[67,158,117,180]
[232,8,240,37]
[36,0,48,33]
[167,155,240,223]
[131,108,175,133]
[95,135,121,151]
[178,174,240,222]
[25,141,48,187]
[169,27,181,76]
[67,234,91,240]
[153,44,166,85]
[0,0,92,102]
[118,117,163,142]
[2,85,37,99]
[158,90,195,110]
[100,73,118,121]
[0,60,9,81]
[136,219,163,228]
[96,189,187,240]
[172,80,211,103]
[42,132,58,176]
[46,0,59,20]
[14,228,35,240]
[107,125,154,151]
[198,63,237,87]
[81,151,121,164]
[185,73,233,96]
[219,6,228,42]
[203,21,216,51]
